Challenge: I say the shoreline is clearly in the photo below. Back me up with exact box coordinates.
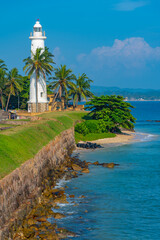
[77,130,135,148]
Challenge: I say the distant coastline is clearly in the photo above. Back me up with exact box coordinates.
[91,86,160,101]
[125,99,160,102]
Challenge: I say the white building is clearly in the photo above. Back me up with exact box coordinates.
[28,20,49,113]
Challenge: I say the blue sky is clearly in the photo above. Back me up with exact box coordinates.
[0,0,160,89]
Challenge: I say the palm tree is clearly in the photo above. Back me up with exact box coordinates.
[0,59,7,70]
[5,68,22,111]
[23,47,54,112]
[49,65,75,110]
[0,69,7,109]
[69,73,93,107]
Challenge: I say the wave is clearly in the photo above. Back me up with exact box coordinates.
[54,177,70,189]
[134,132,157,142]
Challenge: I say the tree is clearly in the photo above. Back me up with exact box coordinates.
[5,68,22,111]
[18,76,30,109]
[49,65,75,110]
[0,59,7,70]
[69,73,93,107]
[86,95,136,132]
[23,47,54,112]
[0,69,7,109]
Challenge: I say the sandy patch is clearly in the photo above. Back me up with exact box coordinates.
[78,131,135,146]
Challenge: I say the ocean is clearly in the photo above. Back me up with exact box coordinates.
[52,101,160,240]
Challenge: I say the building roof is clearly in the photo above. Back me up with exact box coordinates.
[34,21,42,28]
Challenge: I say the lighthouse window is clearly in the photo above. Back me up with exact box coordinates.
[34,27,42,32]
[41,92,43,97]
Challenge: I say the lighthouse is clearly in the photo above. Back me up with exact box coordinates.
[28,20,49,113]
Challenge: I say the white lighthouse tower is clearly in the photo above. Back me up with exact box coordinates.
[28,20,49,113]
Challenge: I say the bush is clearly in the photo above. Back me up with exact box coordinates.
[84,120,99,133]
[96,120,107,133]
[75,122,89,135]
[75,119,108,135]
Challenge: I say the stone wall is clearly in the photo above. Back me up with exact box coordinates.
[28,102,48,113]
[0,127,75,239]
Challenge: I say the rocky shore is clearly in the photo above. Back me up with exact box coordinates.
[11,156,117,240]
[77,142,102,149]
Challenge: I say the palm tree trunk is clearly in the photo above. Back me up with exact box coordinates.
[6,92,11,111]
[0,92,3,109]
[59,86,63,110]
[75,99,78,109]
[51,87,60,111]
[36,71,38,113]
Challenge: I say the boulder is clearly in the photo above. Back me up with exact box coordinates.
[71,164,82,171]
[81,168,90,173]
[103,163,115,168]
[36,216,47,222]
[54,213,66,219]
[93,161,100,165]
[77,142,102,149]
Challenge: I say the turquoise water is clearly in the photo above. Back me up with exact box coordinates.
[53,102,160,240]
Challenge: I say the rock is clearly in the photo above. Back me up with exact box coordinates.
[79,195,85,199]
[87,162,92,165]
[71,171,78,178]
[57,228,76,238]
[107,163,115,168]
[53,195,69,204]
[36,216,47,222]
[102,163,115,168]
[23,228,35,238]
[27,218,36,226]
[102,163,109,168]
[93,161,99,165]
[77,142,102,149]
[81,168,90,173]
[69,194,75,198]
[54,205,60,209]
[71,164,82,171]
[54,213,66,219]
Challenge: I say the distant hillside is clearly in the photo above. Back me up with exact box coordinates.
[91,86,160,100]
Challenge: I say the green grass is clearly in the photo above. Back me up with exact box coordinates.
[0,111,116,179]
[0,111,86,179]
[0,124,15,128]
[75,132,116,143]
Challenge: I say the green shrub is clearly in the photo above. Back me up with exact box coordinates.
[84,120,99,133]
[96,120,107,133]
[75,119,108,135]
[75,122,89,135]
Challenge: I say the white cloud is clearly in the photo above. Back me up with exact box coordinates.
[77,38,160,70]
[114,0,149,11]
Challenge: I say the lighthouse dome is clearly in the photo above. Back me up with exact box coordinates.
[34,21,42,28]
[33,20,42,34]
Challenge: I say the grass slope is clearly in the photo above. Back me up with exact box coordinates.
[0,111,86,179]
[0,111,116,179]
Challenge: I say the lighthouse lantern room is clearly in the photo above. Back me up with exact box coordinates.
[28,20,49,113]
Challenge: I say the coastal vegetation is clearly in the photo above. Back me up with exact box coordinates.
[74,95,136,141]
[5,68,22,111]
[48,64,75,110]
[0,49,136,178]
[0,49,93,110]
[69,73,93,108]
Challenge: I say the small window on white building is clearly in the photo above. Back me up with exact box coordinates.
[34,27,42,32]
[41,92,43,97]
